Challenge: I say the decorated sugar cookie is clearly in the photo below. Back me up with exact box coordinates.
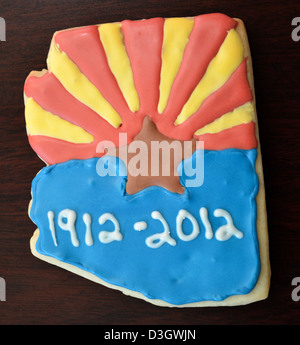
[24,13,270,307]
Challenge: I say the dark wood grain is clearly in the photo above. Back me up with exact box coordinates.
[1,0,300,325]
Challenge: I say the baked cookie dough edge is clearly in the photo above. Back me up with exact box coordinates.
[27,16,271,308]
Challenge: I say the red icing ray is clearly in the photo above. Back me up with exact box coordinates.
[121,18,164,121]
[54,25,132,121]
[24,72,117,137]
[28,135,100,165]
[160,13,237,121]
[195,122,257,150]
[25,14,258,165]
[24,73,144,164]
[156,59,253,140]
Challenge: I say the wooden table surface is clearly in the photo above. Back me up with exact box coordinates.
[1,0,300,325]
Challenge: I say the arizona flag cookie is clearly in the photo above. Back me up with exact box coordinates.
[24,13,270,307]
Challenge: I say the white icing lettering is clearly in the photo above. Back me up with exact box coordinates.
[133,221,148,231]
[176,209,200,241]
[58,209,80,247]
[199,207,213,240]
[47,210,58,246]
[83,213,94,246]
[146,211,176,248]
[214,209,244,241]
[98,213,123,243]
[46,206,244,249]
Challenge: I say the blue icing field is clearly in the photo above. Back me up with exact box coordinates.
[30,149,260,305]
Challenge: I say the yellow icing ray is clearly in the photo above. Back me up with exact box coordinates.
[25,97,94,143]
[175,29,244,125]
[98,23,140,113]
[194,102,254,135]
[158,18,194,114]
[47,42,122,128]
